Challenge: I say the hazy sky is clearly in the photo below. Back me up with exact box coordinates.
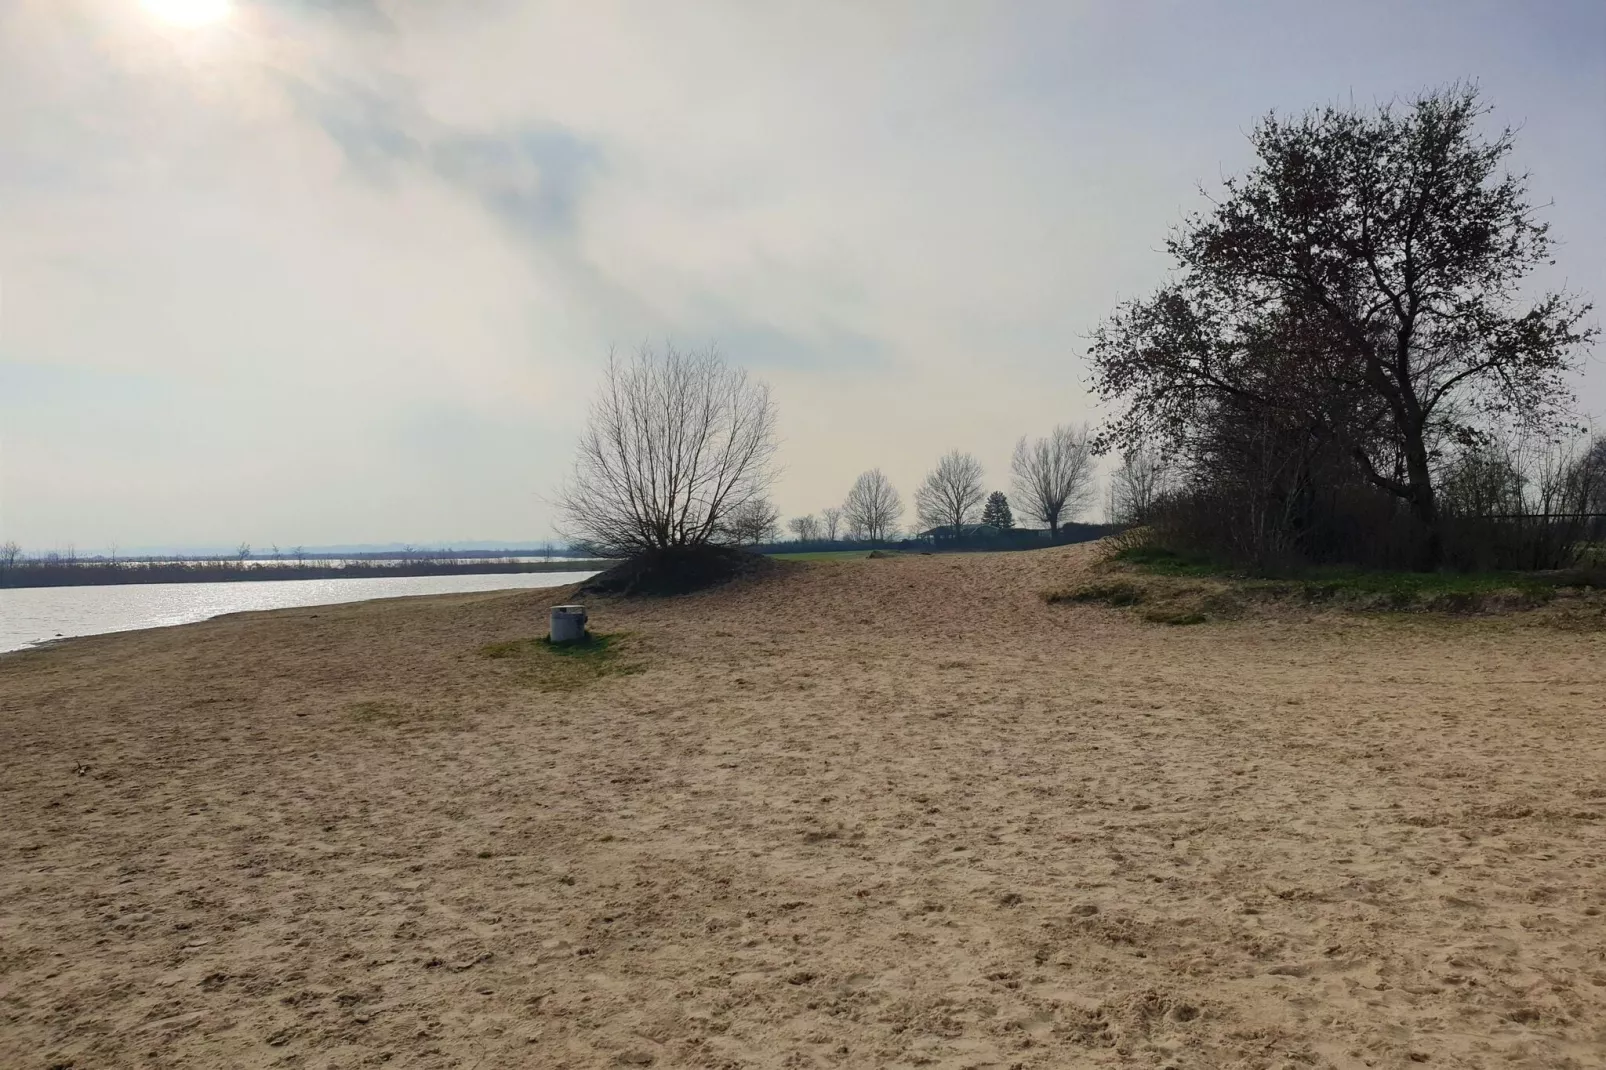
[3,0,1602,550]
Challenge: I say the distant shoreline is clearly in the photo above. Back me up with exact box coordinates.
[0,559,612,590]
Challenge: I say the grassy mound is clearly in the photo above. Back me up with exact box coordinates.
[1048,542,1606,626]
[579,545,780,597]
[478,632,644,691]
[1115,544,1605,604]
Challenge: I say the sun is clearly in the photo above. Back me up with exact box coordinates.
[142,0,232,28]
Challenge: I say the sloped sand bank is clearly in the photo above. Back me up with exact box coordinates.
[2,544,1603,1068]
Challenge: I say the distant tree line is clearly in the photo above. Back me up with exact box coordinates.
[0,551,608,590]
[774,424,1113,549]
[0,540,607,590]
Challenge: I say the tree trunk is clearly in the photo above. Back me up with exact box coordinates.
[1402,428,1442,571]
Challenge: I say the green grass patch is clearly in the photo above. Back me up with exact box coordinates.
[481,632,625,658]
[345,699,461,730]
[1110,544,1223,578]
[1043,581,1145,607]
[477,631,644,691]
[1113,543,1583,609]
[768,550,875,561]
[1143,610,1208,626]
[1249,567,1558,605]
[347,699,403,724]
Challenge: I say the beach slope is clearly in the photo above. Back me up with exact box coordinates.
[2,544,1603,1068]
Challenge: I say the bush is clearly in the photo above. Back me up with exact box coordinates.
[1142,448,1603,576]
[579,545,778,597]
[1044,581,1145,606]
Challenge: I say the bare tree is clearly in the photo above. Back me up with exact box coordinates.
[820,506,843,542]
[916,450,986,539]
[1586,434,1606,514]
[1441,433,1606,569]
[721,497,781,545]
[787,514,821,542]
[557,344,779,556]
[1012,425,1097,538]
[0,540,20,572]
[843,469,903,541]
[1108,447,1170,525]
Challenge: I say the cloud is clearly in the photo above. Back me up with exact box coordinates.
[431,129,601,241]
[1,0,1601,548]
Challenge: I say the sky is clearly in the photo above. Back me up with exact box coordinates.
[2,0,1602,552]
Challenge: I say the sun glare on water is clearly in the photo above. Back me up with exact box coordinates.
[142,0,231,28]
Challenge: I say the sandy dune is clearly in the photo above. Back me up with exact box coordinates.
[2,544,1604,1069]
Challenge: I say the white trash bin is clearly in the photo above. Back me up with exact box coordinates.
[549,604,588,644]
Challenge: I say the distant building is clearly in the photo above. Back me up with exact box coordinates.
[916,523,1010,541]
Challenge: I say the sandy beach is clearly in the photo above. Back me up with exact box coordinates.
[2,544,1603,1069]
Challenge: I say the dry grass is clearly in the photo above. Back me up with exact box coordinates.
[1,544,1604,1069]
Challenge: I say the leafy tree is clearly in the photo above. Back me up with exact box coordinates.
[1090,86,1595,569]
[915,450,985,539]
[981,492,1013,530]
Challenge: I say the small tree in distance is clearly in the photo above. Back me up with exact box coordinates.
[843,469,903,541]
[722,498,781,545]
[915,450,986,539]
[557,344,778,556]
[1108,447,1170,525]
[787,514,821,542]
[820,506,843,542]
[1588,436,1606,514]
[981,492,1013,530]
[1012,425,1097,538]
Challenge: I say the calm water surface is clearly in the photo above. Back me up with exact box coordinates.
[0,571,599,654]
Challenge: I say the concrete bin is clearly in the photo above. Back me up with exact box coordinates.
[549,604,588,644]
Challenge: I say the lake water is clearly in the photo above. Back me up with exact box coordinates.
[0,571,599,654]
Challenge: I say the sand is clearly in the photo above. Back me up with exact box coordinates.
[1,544,1603,1069]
